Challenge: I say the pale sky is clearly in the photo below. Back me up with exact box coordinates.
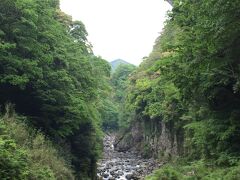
[60,0,172,65]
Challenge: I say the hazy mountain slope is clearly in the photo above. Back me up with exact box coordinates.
[110,59,132,72]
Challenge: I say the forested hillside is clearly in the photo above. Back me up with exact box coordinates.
[0,0,112,179]
[110,59,132,72]
[114,0,240,179]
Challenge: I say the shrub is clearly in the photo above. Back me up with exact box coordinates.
[146,166,182,180]
[0,137,29,179]
[146,160,240,180]
[0,107,74,180]
[223,164,240,180]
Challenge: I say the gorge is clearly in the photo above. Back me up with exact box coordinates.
[0,0,240,179]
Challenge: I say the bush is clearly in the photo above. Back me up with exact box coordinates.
[223,164,240,180]
[0,108,74,180]
[0,137,29,179]
[146,160,240,180]
[146,166,182,180]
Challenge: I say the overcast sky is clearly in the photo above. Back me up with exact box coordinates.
[60,0,172,65]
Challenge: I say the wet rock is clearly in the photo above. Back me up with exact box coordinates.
[125,174,133,179]
[117,171,124,176]
[97,134,162,179]
[103,173,109,178]
[125,172,140,180]
[125,168,130,172]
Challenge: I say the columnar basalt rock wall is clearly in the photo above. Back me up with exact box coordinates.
[143,119,184,158]
[115,119,184,159]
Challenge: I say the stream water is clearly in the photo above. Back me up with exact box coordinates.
[97,134,163,180]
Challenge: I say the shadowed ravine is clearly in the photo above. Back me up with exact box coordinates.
[97,134,163,180]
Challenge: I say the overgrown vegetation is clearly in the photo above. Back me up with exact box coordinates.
[146,160,240,180]
[99,62,136,131]
[117,0,240,179]
[110,64,136,129]
[0,105,74,179]
[0,0,112,179]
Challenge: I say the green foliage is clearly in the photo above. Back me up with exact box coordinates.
[0,108,74,180]
[111,64,136,102]
[110,64,136,129]
[168,0,240,160]
[146,165,182,180]
[0,137,28,179]
[146,160,240,180]
[1,0,240,178]
[95,63,136,131]
[120,0,240,177]
[99,99,119,130]
[0,0,112,178]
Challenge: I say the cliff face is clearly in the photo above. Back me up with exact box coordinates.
[143,119,184,158]
[115,118,184,159]
[114,120,144,152]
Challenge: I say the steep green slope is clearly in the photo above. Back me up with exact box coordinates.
[0,0,111,179]
[99,63,136,131]
[110,59,133,72]
[0,106,74,179]
[111,64,136,129]
[117,0,240,178]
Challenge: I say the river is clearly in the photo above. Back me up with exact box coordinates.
[97,134,163,180]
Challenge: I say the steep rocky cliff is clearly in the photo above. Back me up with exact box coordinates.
[115,118,184,159]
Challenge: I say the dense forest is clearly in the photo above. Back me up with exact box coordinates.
[113,0,240,179]
[0,0,113,179]
[1,0,240,179]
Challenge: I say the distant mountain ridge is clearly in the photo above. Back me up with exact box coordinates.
[110,59,132,72]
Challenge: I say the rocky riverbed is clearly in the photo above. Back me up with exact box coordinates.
[97,134,163,180]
